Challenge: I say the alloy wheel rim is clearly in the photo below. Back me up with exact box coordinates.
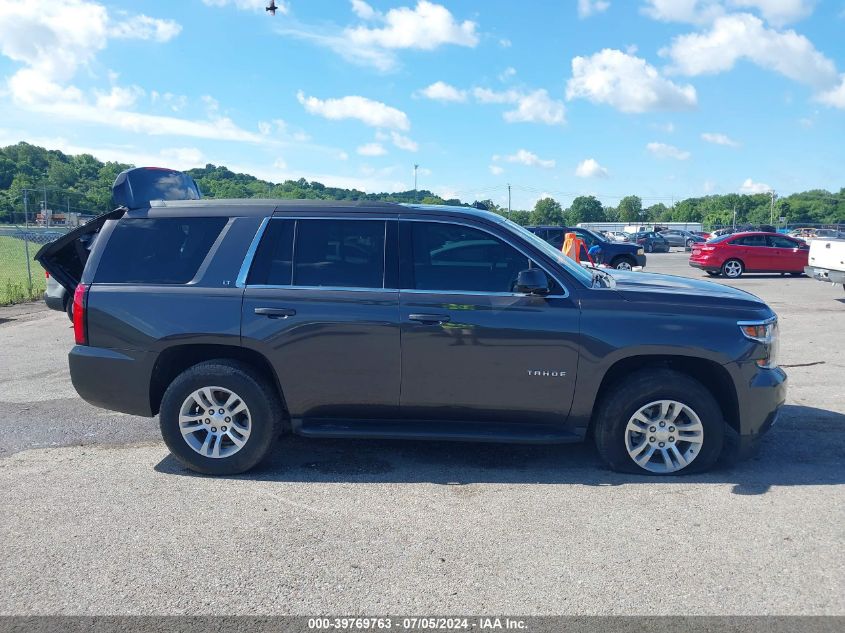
[178,386,252,459]
[624,400,704,474]
[724,261,742,277]
[616,261,632,271]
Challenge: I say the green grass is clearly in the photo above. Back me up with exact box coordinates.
[0,235,46,305]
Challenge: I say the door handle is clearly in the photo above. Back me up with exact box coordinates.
[409,313,451,325]
[254,307,296,318]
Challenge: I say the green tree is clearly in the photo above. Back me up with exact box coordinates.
[617,195,643,222]
[530,197,564,225]
[567,195,605,224]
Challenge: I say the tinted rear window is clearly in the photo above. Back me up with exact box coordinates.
[95,217,227,284]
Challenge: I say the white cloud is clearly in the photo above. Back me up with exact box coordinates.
[567,49,698,113]
[503,89,566,125]
[489,165,504,175]
[472,87,566,125]
[816,76,845,109]
[417,81,467,102]
[202,0,288,12]
[661,13,838,90]
[642,0,724,24]
[496,149,556,169]
[95,85,145,110]
[296,91,410,130]
[646,142,692,160]
[109,14,182,42]
[357,142,388,156]
[653,121,676,133]
[729,1,815,26]
[390,131,418,151]
[286,1,479,71]
[739,177,772,193]
[498,67,517,82]
[499,38,512,48]
[575,158,609,178]
[578,0,611,18]
[701,132,741,146]
[350,0,377,20]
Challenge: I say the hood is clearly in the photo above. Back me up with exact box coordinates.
[608,270,769,310]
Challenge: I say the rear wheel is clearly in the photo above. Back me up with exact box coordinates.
[593,369,724,475]
[65,296,74,322]
[159,360,281,475]
[645,243,654,253]
[686,238,695,248]
[722,258,744,278]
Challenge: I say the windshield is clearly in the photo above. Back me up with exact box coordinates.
[503,219,594,287]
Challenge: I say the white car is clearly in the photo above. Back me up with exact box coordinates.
[805,238,845,290]
[606,231,631,242]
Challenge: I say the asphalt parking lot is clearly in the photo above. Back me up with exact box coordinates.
[0,251,843,615]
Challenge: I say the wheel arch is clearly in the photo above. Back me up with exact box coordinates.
[150,344,288,421]
[587,354,740,437]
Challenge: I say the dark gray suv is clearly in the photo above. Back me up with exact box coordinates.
[38,189,786,476]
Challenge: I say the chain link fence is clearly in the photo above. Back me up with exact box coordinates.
[0,225,69,306]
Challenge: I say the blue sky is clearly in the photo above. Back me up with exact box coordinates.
[1,0,844,210]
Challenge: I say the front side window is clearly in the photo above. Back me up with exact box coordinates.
[249,218,386,288]
[768,235,798,248]
[408,222,531,293]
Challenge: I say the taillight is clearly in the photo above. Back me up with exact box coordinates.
[73,283,88,345]
[45,270,50,278]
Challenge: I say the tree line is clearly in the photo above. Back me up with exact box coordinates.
[1,141,843,227]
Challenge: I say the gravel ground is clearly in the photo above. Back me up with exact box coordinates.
[0,252,842,615]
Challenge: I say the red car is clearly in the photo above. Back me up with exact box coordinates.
[689,232,809,278]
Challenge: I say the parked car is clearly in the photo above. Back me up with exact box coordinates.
[606,231,631,242]
[688,232,809,278]
[526,226,646,270]
[633,231,671,253]
[44,271,71,320]
[805,238,845,291]
[36,169,785,477]
[659,229,706,249]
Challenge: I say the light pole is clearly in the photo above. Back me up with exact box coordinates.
[413,164,419,201]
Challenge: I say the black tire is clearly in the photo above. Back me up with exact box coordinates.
[686,239,695,249]
[612,256,635,271]
[705,271,720,277]
[159,360,282,475]
[65,296,74,322]
[645,243,654,253]
[721,258,744,278]
[593,369,725,475]
[789,272,802,277]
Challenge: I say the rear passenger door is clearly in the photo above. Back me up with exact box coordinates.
[241,216,400,422]
[398,219,580,426]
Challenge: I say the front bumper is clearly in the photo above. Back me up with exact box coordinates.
[634,254,647,268]
[804,266,845,284]
[726,363,787,460]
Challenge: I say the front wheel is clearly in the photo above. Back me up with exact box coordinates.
[722,258,744,278]
[613,257,635,271]
[645,243,654,253]
[593,369,724,475]
[159,360,281,475]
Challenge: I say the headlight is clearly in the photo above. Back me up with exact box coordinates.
[738,317,779,368]
[637,247,644,255]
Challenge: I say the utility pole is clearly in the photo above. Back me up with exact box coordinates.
[413,164,419,201]
[770,190,776,225]
[507,183,511,218]
[22,189,29,228]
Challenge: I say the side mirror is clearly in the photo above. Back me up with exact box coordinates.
[516,269,550,296]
